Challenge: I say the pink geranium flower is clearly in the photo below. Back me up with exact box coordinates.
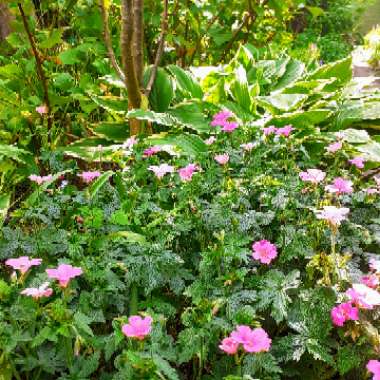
[230,326,271,353]
[299,169,326,184]
[122,315,152,340]
[346,284,380,310]
[5,256,42,274]
[148,163,174,179]
[275,125,294,137]
[143,146,161,157]
[219,337,239,355]
[361,275,379,289]
[21,282,53,299]
[348,156,365,169]
[315,206,349,226]
[366,188,379,195]
[263,125,276,136]
[46,264,83,288]
[210,110,234,127]
[178,164,199,182]
[325,177,353,195]
[36,105,48,115]
[252,240,278,264]
[204,136,216,145]
[29,174,53,185]
[240,142,256,152]
[214,154,229,165]
[367,360,380,380]
[123,136,138,149]
[331,302,359,327]
[326,141,343,153]
[78,171,101,184]
[370,258,380,273]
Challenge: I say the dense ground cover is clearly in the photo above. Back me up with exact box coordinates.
[1,1,380,379]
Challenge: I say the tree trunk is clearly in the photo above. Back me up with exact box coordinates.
[133,0,144,87]
[0,4,13,41]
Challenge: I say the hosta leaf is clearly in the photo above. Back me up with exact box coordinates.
[270,109,333,127]
[257,94,307,113]
[308,56,352,86]
[167,65,203,99]
[357,141,380,162]
[88,94,128,114]
[93,122,129,142]
[89,171,113,199]
[338,128,370,143]
[272,59,305,92]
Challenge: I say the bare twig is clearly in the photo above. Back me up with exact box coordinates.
[18,3,52,138]
[146,0,169,96]
[99,0,125,81]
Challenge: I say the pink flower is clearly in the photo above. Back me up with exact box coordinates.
[205,136,216,145]
[325,177,353,195]
[366,188,379,195]
[123,136,138,149]
[230,326,271,353]
[78,171,101,184]
[349,156,365,169]
[331,302,359,327]
[219,337,239,355]
[46,264,83,288]
[36,105,48,115]
[21,282,53,299]
[275,125,294,137]
[361,275,379,289]
[178,164,199,182]
[315,206,349,226]
[299,169,326,184]
[252,240,278,264]
[240,142,256,152]
[221,121,239,132]
[143,146,161,157]
[29,174,53,185]
[263,126,276,136]
[370,259,380,273]
[210,110,234,127]
[5,256,42,274]
[326,141,343,153]
[346,284,380,310]
[214,154,229,165]
[149,163,174,179]
[367,360,380,380]
[121,315,152,340]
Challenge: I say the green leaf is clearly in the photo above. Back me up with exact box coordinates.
[257,94,307,113]
[306,6,325,18]
[74,312,94,337]
[109,231,147,245]
[93,122,130,142]
[88,94,128,114]
[270,109,333,127]
[0,194,10,227]
[308,56,352,86]
[89,171,113,199]
[127,109,176,126]
[0,144,30,163]
[39,29,63,49]
[358,141,380,162]
[272,59,305,92]
[153,355,180,380]
[230,65,251,112]
[167,65,203,99]
[338,128,370,143]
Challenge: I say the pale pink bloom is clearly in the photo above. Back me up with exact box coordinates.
[36,105,48,114]
[21,282,53,299]
[370,258,380,273]
[231,326,271,353]
[219,337,239,355]
[46,264,83,288]
[143,146,161,157]
[78,171,101,184]
[331,302,359,327]
[325,177,353,195]
[240,142,255,152]
[221,121,239,132]
[148,163,174,179]
[361,275,379,289]
[123,136,138,149]
[326,141,343,153]
[5,256,42,274]
[366,188,379,195]
[275,125,294,137]
[205,136,216,145]
[252,240,278,264]
[299,169,326,184]
[210,110,234,127]
[29,174,53,185]
[263,126,276,136]
[367,360,380,380]
[315,206,349,226]
[178,164,199,182]
[346,284,380,310]
[348,156,365,169]
[214,154,229,165]
[121,315,152,340]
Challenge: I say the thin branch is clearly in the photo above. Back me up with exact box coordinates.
[120,0,141,108]
[99,0,125,81]
[146,0,169,96]
[18,3,52,136]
